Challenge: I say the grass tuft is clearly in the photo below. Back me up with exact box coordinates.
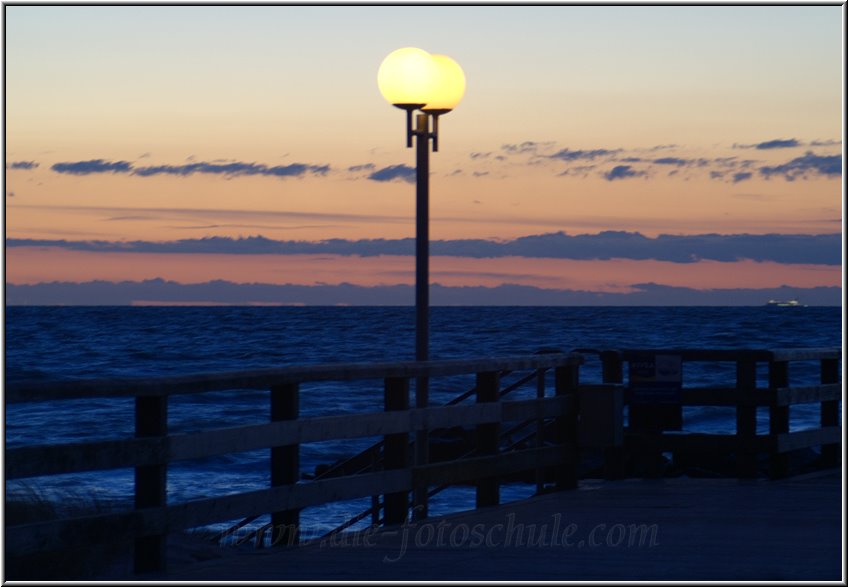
[5,483,132,580]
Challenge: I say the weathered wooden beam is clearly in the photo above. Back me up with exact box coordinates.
[600,351,624,384]
[680,387,770,406]
[501,395,571,421]
[383,377,410,525]
[628,432,769,454]
[475,371,500,509]
[619,348,839,363]
[270,383,299,547]
[6,469,413,557]
[820,358,840,465]
[736,360,758,478]
[773,383,842,406]
[6,397,570,480]
[768,361,790,479]
[413,446,568,487]
[619,349,775,362]
[133,395,167,574]
[769,348,841,362]
[670,433,764,452]
[9,442,573,560]
[555,364,579,489]
[578,385,624,448]
[774,427,842,454]
[5,353,584,403]
[535,369,546,492]
[5,437,166,480]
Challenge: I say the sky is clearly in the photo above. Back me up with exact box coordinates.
[3,4,844,305]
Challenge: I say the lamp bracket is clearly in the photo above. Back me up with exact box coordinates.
[393,104,426,148]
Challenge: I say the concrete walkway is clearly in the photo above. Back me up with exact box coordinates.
[151,470,841,581]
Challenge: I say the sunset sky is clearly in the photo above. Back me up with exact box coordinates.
[4,5,843,305]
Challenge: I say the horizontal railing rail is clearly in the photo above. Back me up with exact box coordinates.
[5,355,579,403]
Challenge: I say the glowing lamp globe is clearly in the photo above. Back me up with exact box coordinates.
[377,47,438,107]
[421,54,466,113]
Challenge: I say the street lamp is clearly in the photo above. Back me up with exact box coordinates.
[377,46,466,365]
[378,47,465,520]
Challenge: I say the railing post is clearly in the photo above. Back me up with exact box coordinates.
[768,360,790,478]
[413,376,429,520]
[600,351,624,384]
[599,351,625,479]
[371,449,381,526]
[578,384,624,480]
[820,358,839,466]
[736,359,758,478]
[384,377,410,525]
[535,368,546,493]
[270,383,299,547]
[134,394,167,574]
[475,370,500,508]
[555,363,579,490]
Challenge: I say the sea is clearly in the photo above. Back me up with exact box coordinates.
[4,305,843,542]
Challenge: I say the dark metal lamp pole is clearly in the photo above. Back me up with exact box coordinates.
[406,107,437,520]
[379,47,466,523]
[395,105,447,370]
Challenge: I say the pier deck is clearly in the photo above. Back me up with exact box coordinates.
[152,469,841,581]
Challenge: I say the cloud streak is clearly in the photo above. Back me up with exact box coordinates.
[41,140,843,188]
[49,159,330,178]
[549,148,619,161]
[51,159,133,174]
[603,165,647,181]
[347,163,376,172]
[367,164,416,183]
[8,203,412,225]
[501,141,555,155]
[734,138,802,150]
[755,138,800,150]
[491,138,840,183]
[759,152,841,181]
[6,161,39,170]
[132,162,329,178]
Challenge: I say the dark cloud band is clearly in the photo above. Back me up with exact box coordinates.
[7,231,840,265]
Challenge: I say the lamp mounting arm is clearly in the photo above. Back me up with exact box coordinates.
[394,104,426,148]
[421,109,450,152]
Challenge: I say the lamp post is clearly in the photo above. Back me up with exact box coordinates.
[378,47,465,367]
[378,47,465,519]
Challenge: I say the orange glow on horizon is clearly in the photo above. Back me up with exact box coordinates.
[5,247,840,293]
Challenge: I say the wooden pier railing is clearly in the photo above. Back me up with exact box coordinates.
[5,353,582,575]
[5,348,841,577]
[589,348,842,479]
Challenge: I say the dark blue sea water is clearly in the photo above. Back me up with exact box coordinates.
[4,306,842,539]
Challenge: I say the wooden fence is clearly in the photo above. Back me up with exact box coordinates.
[5,348,841,576]
[5,353,583,575]
[591,348,842,478]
